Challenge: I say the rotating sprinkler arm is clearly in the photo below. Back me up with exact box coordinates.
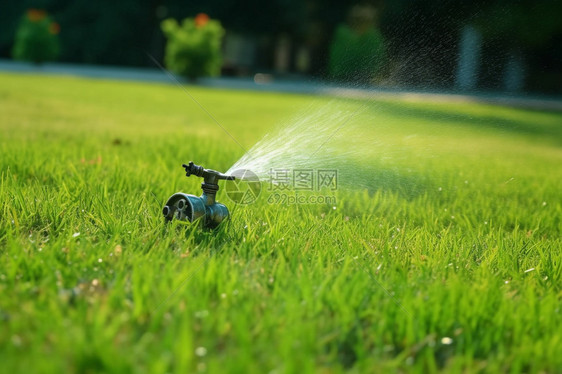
[182,161,235,184]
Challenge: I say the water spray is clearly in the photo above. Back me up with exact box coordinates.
[163,162,235,229]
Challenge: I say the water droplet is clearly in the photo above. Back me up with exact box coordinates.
[542,202,547,206]
[195,346,207,357]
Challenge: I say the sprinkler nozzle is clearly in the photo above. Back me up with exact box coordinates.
[163,162,235,229]
[182,161,235,183]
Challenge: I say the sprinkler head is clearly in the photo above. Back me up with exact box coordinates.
[163,162,235,229]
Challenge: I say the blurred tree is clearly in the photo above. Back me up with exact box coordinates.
[474,0,562,49]
[329,4,386,83]
[50,0,154,65]
[474,0,562,93]
[380,0,471,87]
[161,14,224,80]
[12,9,60,64]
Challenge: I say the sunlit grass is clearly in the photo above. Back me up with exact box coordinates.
[0,73,561,373]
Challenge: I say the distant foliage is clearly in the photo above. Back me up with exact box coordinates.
[12,9,60,64]
[161,14,225,80]
[329,25,386,83]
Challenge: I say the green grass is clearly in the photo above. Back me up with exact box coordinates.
[1,72,561,373]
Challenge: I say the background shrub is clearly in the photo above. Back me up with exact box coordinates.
[329,24,386,83]
[161,14,224,80]
[12,9,60,64]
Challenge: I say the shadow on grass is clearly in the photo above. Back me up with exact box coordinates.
[368,101,562,145]
[331,158,435,200]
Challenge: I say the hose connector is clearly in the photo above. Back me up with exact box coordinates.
[163,162,235,229]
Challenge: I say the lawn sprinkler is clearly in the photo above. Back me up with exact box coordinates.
[163,162,235,229]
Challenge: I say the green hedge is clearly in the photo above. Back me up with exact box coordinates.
[329,25,386,83]
[161,14,224,80]
[12,9,60,64]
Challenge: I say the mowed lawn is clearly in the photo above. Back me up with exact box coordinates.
[0,72,561,373]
